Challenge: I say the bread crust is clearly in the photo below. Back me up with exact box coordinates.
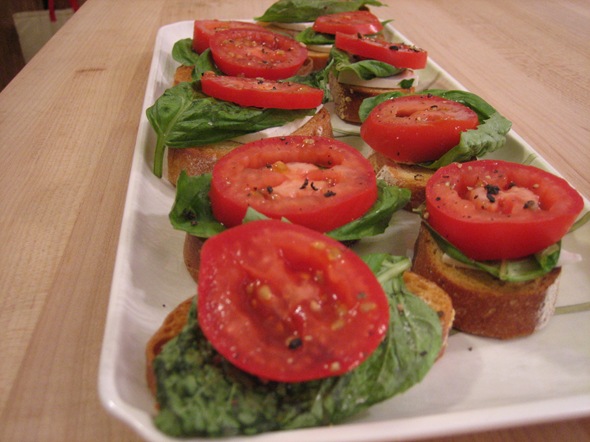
[183,233,205,282]
[145,296,195,396]
[411,224,561,339]
[328,70,414,124]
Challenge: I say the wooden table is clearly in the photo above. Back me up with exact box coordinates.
[1,0,588,440]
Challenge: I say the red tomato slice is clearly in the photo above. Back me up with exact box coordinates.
[335,32,427,69]
[360,95,480,163]
[209,28,308,80]
[425,160,584,261]
[313,10,383,35]
[197,220,390,382]
[209,136,378,232]
[192,20,264,54]
[200,72,324,109]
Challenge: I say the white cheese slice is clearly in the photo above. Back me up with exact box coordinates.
[270,21,313,32]
[231,105,322,144]
[337,69,419,89]
[307,44,333,53]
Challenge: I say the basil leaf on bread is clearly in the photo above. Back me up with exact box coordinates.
[169,171,410,241]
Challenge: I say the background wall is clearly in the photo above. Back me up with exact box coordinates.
[0,0,87,92]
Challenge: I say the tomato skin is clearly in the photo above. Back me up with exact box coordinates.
[197,220,389,382]
[425,160,584,261]
[360,95,480,163]
[335,32,427,69]
[192,20,264,54]
[200,71,324,109]
[209,29,308,80]
[313,10,383,35]
[209,136,378,232]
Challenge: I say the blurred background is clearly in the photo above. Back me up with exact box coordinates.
[1,0,87,92]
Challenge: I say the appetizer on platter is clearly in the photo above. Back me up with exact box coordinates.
[412,159,584,339]
[295,9,387,70]
[146,220,453,437]
[329,31,427,124]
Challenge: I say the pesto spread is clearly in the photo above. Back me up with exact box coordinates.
[152,254,442,437]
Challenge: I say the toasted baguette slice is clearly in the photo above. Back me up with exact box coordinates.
[146,296,195,396]
[146,269,453,395]
[307,49,330,70]
[183,233,205,283]
[174,65,194,85]
[403,271,454,358]
[411,223,561,340]
[368,151,435,211]
[166,105,334,185]
[328,70,414,124]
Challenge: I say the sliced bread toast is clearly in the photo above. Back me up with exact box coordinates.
[411,223,561,339]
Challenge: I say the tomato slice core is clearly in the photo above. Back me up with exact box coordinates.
[200,72,324,109]
[197,220,390,382]
[361,95,480,163]
[209,28,308,80]
[335,32,427,69]
[192,20,264,54]
[425,160,584,260]
[209,136,378,232]
[313,10,383,35]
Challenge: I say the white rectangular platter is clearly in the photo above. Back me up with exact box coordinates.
[98,20,590,442]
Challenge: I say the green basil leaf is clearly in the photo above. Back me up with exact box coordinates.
[255,0,384,23]
[169,174,409,242]
[153,252,441,437]
[146,82,315,177]
[286,59,334,103]
[171,38,200,66]
[425,223,561,282]
[423,112,513,169]
[417,89,512,169]
[327,181,411,241]
[193,48,222,79]
[168,171,225,238]
[331,47,404,81]
[295,27,335,45]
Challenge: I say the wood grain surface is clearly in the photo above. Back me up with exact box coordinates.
[0,1,588,441]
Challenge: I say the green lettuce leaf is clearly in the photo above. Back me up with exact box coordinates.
[153,253,441,437]
[255,0,384,23]
[169,171,410,241]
